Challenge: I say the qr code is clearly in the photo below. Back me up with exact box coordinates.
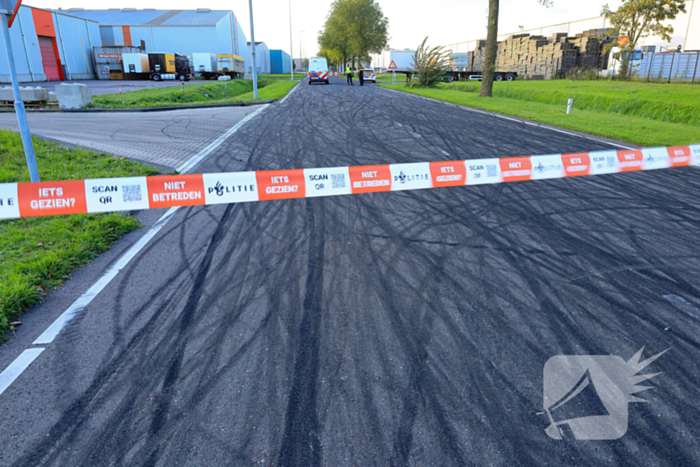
[122,184,142,202]
[331,174,345,189]
[486,164,497,178]
[606,156,616,168]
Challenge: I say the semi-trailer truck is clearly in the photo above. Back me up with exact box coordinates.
[193,53,245,79]
[122,53,192,81]
[443,52,517,82]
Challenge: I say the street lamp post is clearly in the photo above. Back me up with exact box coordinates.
[289,0,293,80]
[299,30,304,72]
[248,0,258,99]
[1,4,40,182]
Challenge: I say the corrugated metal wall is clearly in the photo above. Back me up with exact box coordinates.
[0,6,98,83]
[270,50,291,74]
[632,52,700,82]
[52,12,99,80]
[0,7,46,82]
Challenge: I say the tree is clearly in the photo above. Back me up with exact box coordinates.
[602,0,686,79]
[318,0,389,70]
[479,0,552,98]
[412,37,453,87]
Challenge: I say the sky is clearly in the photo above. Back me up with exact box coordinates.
[33,0,628,57]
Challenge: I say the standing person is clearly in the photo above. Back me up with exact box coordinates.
[346,66,354,86]
[359,65,365,86]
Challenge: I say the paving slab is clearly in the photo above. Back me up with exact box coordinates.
[0,106,260,171]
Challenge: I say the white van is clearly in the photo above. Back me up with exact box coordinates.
[308,57,329,85]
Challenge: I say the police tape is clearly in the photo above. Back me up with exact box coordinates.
[1,144,698,220]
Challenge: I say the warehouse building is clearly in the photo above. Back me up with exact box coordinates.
[0,5,100,83]
[247,41,270,75]
[65,8,248,61]
[270,49,292,74]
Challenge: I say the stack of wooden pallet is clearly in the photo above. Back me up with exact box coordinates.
[465,29,613,79]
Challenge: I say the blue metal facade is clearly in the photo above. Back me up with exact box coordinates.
[66,9,248,59]
[246,42,270,74]
[270,50,291,74]
[0,6,100,83]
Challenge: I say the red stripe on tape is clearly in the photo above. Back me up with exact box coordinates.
[500,157,532,182]
[256,169,305,200]
[17,180,87,217]
[667,146,691,167]
[147,174,205,208]
[617,149,643,172]
[429,160,467,187]
[349,165,392,193]
[562,153,591,177]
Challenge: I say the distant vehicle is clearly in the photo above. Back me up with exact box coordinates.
[193,53,245,79]
[123,53,192,81]
[308,57,329,84]
[373,50,416,73]
[363,67,377,82]
[441,52,517,82]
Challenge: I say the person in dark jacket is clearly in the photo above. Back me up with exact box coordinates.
[346,66,354,85]
[359,66,365,86]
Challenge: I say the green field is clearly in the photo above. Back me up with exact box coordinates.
[93,79,297,109]
[0,131,160,341]
[380,80,700,147]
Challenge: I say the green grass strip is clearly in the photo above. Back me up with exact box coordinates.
[380,81,700,147]
[92,79,297,109]
[0,130,160,341]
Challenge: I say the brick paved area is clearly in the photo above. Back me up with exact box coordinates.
[0,106,260,171]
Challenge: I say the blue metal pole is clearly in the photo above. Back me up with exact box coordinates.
[248,0,258,99]
[1,13,40,182]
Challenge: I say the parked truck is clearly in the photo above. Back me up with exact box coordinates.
[442,52,517,82]
[122,53,192,81]
[193,53,245,79]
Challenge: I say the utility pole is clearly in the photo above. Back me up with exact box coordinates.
[1,1,40,182]
[248,0,258,99]
[289,0,293,80]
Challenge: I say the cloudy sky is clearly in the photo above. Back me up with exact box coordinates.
[34,0,628,56]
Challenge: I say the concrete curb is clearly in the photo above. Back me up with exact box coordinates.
[0,99,275,114]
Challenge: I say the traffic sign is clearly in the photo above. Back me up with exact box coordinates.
[388,60,397,70]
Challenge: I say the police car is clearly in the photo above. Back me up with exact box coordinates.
[308,57,330,84]
[362,67,377,82]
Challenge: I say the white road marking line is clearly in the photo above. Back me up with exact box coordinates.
[0,349,45,396]
[176,104,269,174]
[279,82,301,105]
[382,87,636,150]
[33,207,179,345]
[1,106,266,396]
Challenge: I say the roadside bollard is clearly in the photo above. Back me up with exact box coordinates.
[566,98,573,114]
[118,86,122,95]
[181,82,184,93]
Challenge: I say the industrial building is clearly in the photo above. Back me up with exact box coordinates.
[270,49,292,74]
[0,6,100,83]
[64,8,248,61]
[247,41,270,75]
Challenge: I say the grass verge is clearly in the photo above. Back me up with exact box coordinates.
[0,130,160,341]
[92,79,297,109]
[379,80,700,147]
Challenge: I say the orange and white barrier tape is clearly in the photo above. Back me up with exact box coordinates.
[1,145,698,220]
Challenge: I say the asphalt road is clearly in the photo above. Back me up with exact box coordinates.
[1,77,699,466]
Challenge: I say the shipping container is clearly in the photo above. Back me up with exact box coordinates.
[93,46,143,80]
[122,52,149,79]
[193,53,217,74]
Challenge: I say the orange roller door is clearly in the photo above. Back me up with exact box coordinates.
[39,36,60,81]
